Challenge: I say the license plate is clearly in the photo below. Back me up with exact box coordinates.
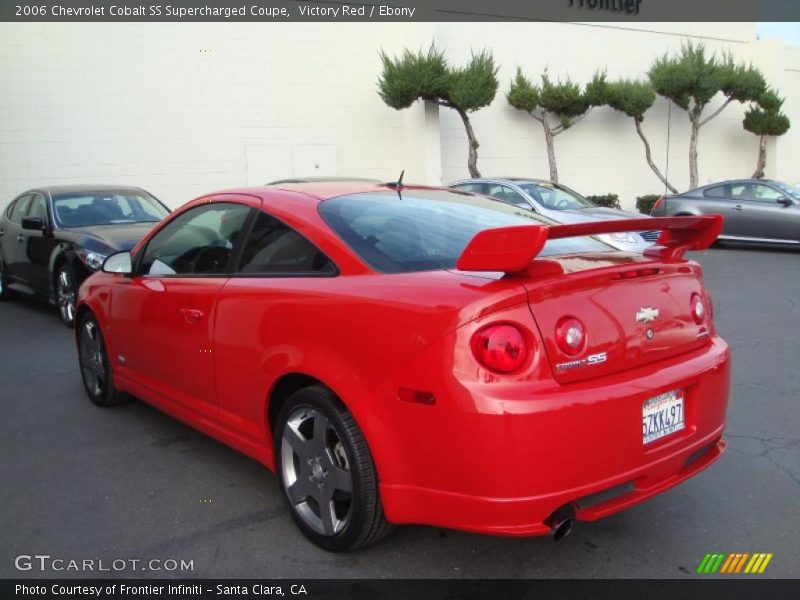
[642,389,685,444]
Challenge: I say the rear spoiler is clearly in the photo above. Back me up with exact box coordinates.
[456,215,723,274]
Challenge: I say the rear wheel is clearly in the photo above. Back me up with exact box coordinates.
[55,262,78,328]
[275,386,393,551]
[77,312,129,407]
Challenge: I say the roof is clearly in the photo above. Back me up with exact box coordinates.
[450,177,552,185]
[23,184,148,196]
[266,176,381,185]
[230,181,449,202]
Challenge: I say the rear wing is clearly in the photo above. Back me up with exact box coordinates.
[456,215,723,274]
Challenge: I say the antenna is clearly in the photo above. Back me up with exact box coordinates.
[385,169,405,198]
[664,102,672,197]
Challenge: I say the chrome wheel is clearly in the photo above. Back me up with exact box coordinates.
[56,266,76,326]
[78,319,106,398]
[280,407,354,536]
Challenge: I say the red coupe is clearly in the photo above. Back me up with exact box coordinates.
[75,181,730,551]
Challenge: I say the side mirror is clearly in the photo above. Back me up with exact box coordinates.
[777,197,793,207]
[102,251,133,275]
[21,217,44,231]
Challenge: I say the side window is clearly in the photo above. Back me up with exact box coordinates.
[749,184,784,202]
[139,203,250,276]
[9,195,33,223]
[703,185,728,199]
[485,184,530,209]
[27,194,48,223]
[453,183,486,195]
[238,211,335,275]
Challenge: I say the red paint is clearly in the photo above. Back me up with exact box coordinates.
[76,183,730,537]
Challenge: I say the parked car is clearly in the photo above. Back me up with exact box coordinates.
[448,178,659,252]
[651,179,800,245]
[0,185,170,327]
[76,181,729,551]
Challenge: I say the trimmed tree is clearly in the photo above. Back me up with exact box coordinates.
[743,88,790,179]
[649,41,766,189]
[507,68,607,183]
[604,79,678,194]
[378,45,498,178]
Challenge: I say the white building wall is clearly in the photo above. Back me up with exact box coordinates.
[0,21,796,211]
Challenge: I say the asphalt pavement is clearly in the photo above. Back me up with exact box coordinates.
[1,245,798,579]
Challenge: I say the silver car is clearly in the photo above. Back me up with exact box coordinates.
[448,178,658,252]
[651,179,800,246]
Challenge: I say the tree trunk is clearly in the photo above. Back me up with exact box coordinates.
[634,119,678,194]
[540,113,558,184]
[456,108,480,178]
[752,135,767,179]
[689,117,699,189]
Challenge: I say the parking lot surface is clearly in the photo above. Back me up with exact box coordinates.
[1,246,798,578]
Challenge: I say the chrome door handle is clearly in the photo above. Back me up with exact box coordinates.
[179,308,204,323]
[17,234,25,242]
[733,205,743,211]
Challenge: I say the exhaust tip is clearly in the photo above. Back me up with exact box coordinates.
[544,509,574,542]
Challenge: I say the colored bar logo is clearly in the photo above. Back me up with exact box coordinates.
[696,553,773,574]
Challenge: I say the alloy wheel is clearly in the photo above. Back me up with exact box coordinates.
[280,407,354,536]
[79,319,106,398]
[56,267,76,326]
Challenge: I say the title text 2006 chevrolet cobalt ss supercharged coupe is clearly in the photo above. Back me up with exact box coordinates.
[75,182,730,551]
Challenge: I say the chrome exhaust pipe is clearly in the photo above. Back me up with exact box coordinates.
[544,510,574,541]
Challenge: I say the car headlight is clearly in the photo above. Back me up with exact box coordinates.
[606,232,639,244]
[76,249,108,271]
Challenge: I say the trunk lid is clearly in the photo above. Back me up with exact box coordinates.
[522,253,711,384]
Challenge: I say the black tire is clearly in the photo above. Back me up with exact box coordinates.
[274,385,393,551]
[76,312,129,407]
[0,259,16,301]
[55,262,78,328]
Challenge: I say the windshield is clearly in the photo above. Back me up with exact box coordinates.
[319,190,611,274]
[53,191,169,227]
[518,183,595,210]
[774,182,800,200]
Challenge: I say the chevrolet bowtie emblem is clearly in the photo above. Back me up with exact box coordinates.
[636,306,660,324]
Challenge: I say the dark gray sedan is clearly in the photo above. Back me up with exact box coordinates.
[651,179,800,245]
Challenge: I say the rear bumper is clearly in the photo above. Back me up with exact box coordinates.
[378,337,730,536]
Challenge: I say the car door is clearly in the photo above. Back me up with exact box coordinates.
[4,194,33,283]
[19,192,57,293]
[728,182,799,241]
[108,199,253,421]
[212,209,338,443]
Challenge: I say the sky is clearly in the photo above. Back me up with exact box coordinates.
[757,22,800,46]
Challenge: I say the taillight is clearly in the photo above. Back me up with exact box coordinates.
[470,323,530,374]
[691,294,706,324]
[555,317,586,355]
[651,196,665,214]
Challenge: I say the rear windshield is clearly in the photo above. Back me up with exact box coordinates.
[318,190,611,273]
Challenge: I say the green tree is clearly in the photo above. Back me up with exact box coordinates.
[743,88,790,179]
[378,45,498,178]
[507,68,607,183]
[649,41,766,189]
[604,79,678,194]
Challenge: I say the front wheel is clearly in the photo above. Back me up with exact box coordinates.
[77,312,129,407]
[55,262,78,328]
[275,386,393,551]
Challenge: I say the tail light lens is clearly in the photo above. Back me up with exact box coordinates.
[691,294,706,324]
[651,196,665,214]
[470,323,530,374]
[555,317,586,355]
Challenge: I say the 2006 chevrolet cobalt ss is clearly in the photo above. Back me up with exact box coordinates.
[74,182,730,551]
